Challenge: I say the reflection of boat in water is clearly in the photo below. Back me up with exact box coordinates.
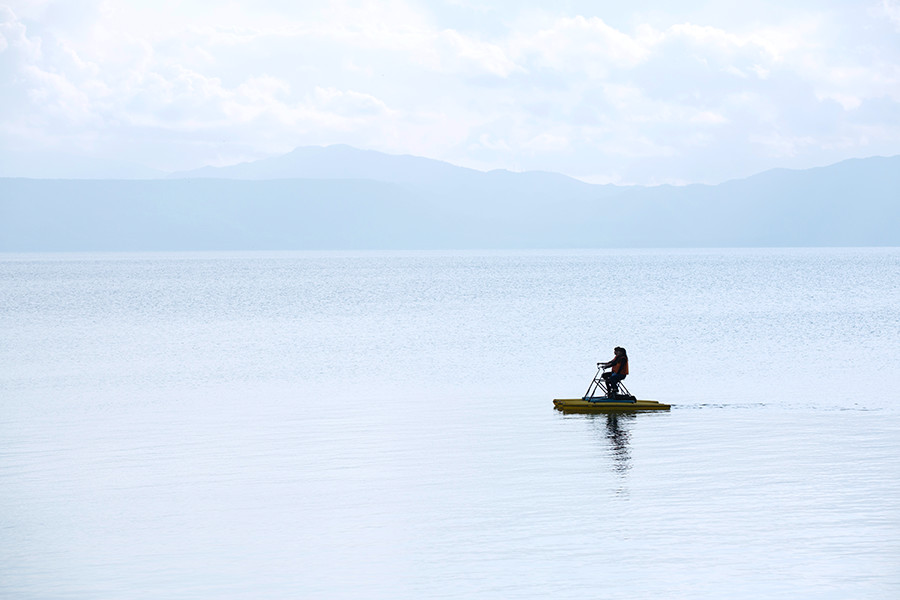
[600,413,633,476]
[553,363,671,413]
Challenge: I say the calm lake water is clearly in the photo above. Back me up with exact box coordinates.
[2,248,899,599]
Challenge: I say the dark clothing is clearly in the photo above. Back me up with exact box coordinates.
[601,371,626,396]
[601,353,628,396]
[602,371,626,383]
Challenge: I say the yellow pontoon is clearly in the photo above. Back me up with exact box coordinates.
[553,397,670,412]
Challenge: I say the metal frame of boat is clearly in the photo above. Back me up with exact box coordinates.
[553,363,671,413]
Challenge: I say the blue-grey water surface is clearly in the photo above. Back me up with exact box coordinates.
[2,248,899,599]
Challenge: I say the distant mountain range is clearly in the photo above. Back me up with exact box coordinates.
[169,144,594,189]
[1,146,898,250]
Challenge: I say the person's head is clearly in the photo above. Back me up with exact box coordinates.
[615,346,627,356]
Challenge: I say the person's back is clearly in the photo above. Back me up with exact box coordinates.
[601,347,628,396]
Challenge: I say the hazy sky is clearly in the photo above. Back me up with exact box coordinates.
[2,0,899,183]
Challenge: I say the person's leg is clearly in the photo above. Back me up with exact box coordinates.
[601,372,613,396]
[608,373,622,396]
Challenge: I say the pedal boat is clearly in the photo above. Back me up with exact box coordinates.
[554,362,670,413]
[553,397,670,413]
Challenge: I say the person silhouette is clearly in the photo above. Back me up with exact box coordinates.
[600,346,628,397]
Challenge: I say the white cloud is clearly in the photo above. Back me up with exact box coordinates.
[0,5,39,60]
[750,64,770,79]
[313,86,393,117]
[521,131,570,153]
[516,15,649,78]
[690,111,728,125]
[434,29,521,77]
[0,1,899,183]
[748,132,818,157]
[882,0,900,29]
[474,133,511,152]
